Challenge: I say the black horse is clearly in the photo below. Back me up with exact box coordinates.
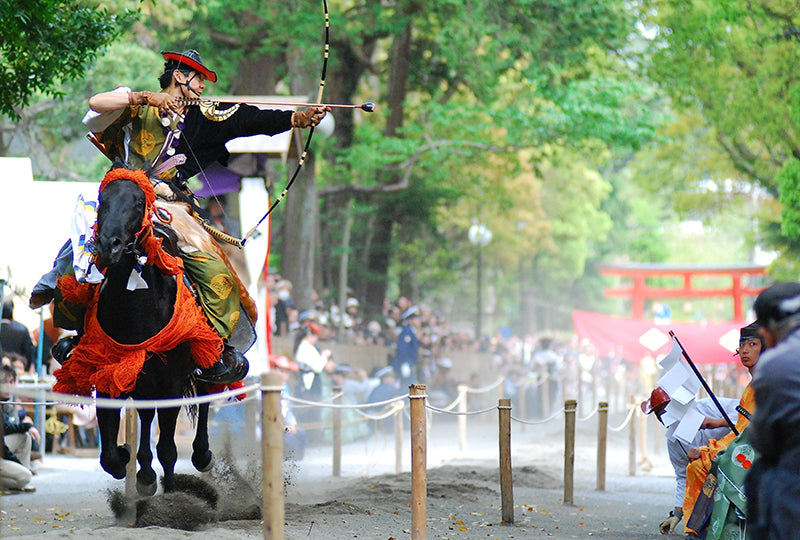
[90,167,215,495]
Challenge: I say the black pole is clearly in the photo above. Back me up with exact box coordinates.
[669,331,738,436]
[476,245,483,342]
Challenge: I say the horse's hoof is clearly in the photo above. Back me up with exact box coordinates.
[192,450,214,473]
[136,480,157,497]
[136,469,157,495]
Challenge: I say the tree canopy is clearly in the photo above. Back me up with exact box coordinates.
[3,0,790,334]
[0,1,134,118]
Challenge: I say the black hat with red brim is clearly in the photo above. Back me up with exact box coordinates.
[161,50,217,83]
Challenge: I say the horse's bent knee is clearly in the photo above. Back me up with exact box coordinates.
[100,444,131,480]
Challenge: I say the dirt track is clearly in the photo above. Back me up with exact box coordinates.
[0,410,675,539]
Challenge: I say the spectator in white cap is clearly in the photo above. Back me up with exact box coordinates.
[343,297,362,332]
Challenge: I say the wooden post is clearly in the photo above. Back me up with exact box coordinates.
[124,402,137,500]
[332,386,342,477]
[498,398,514,524]
[596,402,608,491]
[458,385,467,452]
[394,405,403,474]
[628,396,637,477]
[409,385,427,540]
[564,399,576,505]
[261,372,285,540]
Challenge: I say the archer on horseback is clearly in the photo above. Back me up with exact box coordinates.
[30,49,328,385]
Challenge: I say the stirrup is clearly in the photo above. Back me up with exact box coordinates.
[193,345,249,385]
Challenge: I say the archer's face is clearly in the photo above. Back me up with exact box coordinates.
[737,338,762,371]
[175,70,207,96]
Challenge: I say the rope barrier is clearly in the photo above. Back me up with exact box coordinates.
[426,388,467,412]
[425,404,497,416]
[296,414,375,431]
[6,382,260,410]
[283,390,346,408]
[576,405,599,422]
[214,392,260,407]
[510,406,566,425]
[3,399,61,407]
[607,405,637,432]
[352,401,405,420]
[284,393,408,410]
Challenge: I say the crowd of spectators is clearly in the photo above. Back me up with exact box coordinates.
[262,276,752,427]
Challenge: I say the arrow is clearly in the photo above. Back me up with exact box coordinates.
[176,98,375,112]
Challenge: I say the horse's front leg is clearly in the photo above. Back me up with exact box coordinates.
[136,408,157,496]
[191,402,213,472]
[96,396,129,479]
[155,407,180,492]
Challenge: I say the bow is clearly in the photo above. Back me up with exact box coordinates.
[240,0,331,247]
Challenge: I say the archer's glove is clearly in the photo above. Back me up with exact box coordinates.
[128,91,179,115]
[291,106,328,128]
[659,509,683,534]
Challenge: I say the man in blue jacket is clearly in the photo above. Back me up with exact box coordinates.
[393,306,420,387]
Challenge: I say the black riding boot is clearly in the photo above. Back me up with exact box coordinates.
[52,334,81,365]
[30,240,73,309]
[193,343,249,385]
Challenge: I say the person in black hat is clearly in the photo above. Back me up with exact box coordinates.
[84,49,327,182]
[31,49,328,385]
[746,282,800,539]
[680,321,764,538]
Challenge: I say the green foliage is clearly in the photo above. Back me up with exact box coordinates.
[8,0,703,334]
[778,158,800,239]
[0,0,136,118]
[642,0,800,197]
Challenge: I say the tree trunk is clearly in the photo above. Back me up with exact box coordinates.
[365,214,394,311]
[231,54,280,95]
[281,151,318,313]
[364,18,412,308]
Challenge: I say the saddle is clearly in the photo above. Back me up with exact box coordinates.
[152,200,258,325]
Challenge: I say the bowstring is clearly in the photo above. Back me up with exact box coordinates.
[167,33,228,233]
[240,0,330,246]
[165,0,330,246]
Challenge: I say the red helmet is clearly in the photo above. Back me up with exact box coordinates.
[641,387,670,414]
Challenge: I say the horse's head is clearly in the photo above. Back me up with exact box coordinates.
[94,167,155,269]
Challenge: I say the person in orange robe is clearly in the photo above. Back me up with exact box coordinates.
[682,322,764,537]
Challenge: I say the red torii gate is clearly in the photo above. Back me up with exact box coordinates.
[598,262,768,321]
